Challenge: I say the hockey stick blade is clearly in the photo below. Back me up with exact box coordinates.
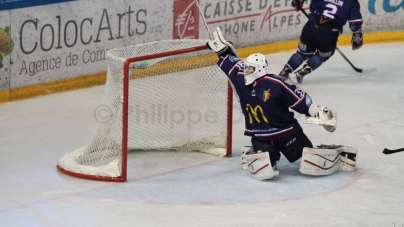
[361,68,377,73]
[335,48,377,73]
[382,148,404,155]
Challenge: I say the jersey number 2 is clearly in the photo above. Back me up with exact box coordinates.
[323,3,337,19]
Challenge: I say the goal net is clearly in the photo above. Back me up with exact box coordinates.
[57,39,233,182]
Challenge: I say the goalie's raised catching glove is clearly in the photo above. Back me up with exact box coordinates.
[304,103,337,132]
[206,27,238,57]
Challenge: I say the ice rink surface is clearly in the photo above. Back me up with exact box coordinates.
[1,43,404,227]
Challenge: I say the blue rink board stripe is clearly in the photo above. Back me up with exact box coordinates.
[0,0,76,11]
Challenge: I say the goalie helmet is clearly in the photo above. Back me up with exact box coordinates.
[244,53,268,85]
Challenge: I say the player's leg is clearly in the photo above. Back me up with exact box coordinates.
[250,138,281,166]
[279,22,316,80]
[242,151,279,180]
[241,138,280,180]
[292,28,339,84]
[307,28,339,70]
[300,144,358,175]
[275,130,313,163]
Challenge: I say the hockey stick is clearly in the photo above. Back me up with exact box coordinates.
[194,0,213,39]
[131,0,208,70]
[194,0,238,60]
[334,48,376,73]
[300,9,376,73]
[382,147,404,155]
[364,134,404,155]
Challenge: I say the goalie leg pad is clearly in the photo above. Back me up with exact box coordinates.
[339,146,358,172]
[300,147,341,175]
[299,145,358,176]
[242,152,279,180]
[318,144,358,172]
[241,146,252,170]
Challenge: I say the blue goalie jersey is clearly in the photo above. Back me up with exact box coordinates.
[217,54,312,141]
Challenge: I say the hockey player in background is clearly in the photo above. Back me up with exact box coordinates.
[279,0,363,84]
[206,27,358,180]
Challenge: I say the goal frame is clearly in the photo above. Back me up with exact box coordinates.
[57,44,233,182]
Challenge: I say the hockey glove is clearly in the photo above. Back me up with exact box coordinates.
[292,0,305,11]
[206,27,238,57]
[351,29,363,50]
[304,104,337,132]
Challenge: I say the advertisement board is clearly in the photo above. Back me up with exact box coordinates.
[0,0,403,100]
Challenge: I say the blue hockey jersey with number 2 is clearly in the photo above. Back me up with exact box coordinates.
[310,0,363,31]
[218,54,313,141]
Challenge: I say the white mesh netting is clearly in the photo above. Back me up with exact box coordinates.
[57,39,232,181]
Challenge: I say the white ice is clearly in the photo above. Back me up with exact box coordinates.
[1,43,404,227]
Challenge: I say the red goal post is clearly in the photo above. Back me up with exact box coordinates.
[57,39,233,182]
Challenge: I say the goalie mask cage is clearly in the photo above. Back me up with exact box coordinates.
[57,39,233,182]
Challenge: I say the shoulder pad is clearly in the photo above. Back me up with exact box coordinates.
[229,55,239,62]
